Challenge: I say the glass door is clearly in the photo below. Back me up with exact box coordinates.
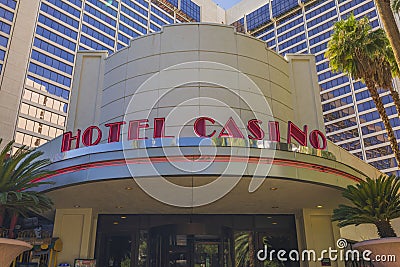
[149,224,234,267]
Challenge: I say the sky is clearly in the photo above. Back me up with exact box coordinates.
[212,0,242,9]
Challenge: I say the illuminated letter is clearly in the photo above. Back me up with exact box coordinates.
[218,117,245,138]
[194,117,216,137]
[105,121,126,143]
[268,121,280,142]
[82,126,102,146]
[247,119,264,140]
[128,119,149,140]
[61,130,81,152]
[287,121,307,146]
[153,118,174,138]
[309,130,327,150]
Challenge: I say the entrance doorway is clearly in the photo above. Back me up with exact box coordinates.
[95,214,299,267]
[148,224,234,267]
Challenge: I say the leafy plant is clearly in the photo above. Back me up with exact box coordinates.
[0,139,54,237]
[332,175,400,238]
[326,14,400,166]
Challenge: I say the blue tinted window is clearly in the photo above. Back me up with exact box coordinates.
[277,16,303,35]
[0,0,16,9]
[117,43,126,50]
[28,75,70,100]
[82,25,114,47]
[68,0,82,8]
[306,1,335,19]
[121,0,148,16]
[272,0,298,18]
[29,63,71,87]
[277,25,304,42]
[31,50,73,75]
[119,14,147,34]
[45,0,81,18]
[119,24,140,39]
[36,26,76,51]
[181,0,200,22]
[150,23,160,31]
[80,35,113,54]
[86,0,118,16]
[151,14,166,26]
[0,21,10,34]
[40,3,79,28]
[0,35,8,47]
[323,95,353,112]
[34,38,75,63]
[118,33,132,45]
[0,6,13,22]
[166,0,178,7]
[38,14,78,39]
[278,33,306,51]
[320,76,349,90]
[246,4,270,31]
[151,6,174,24]
[84,5,117,27]
[83,15,115,36]
[0,49,5,60]
[321,85,351,101]
[282,42,307,54]
[307,9,337,28]
[121,5,147,25]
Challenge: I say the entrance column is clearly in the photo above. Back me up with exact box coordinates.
[52,208,97,265]
[302,209,344,267]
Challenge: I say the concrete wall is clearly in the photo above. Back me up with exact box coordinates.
[0,0,40,148]
[67,23,326,146]
[67,51,107,133]
[225,0,268,25]
[52,208,97,264]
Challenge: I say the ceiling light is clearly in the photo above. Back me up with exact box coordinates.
[267,216,272,219]
[73,205,80,208]
[121,216,127,219]
[115,206,123,209]
[113,221,119,225]
[270,187,278,191]
[316,205,323,208]
[272,222,278,225]
[125,187,133,190]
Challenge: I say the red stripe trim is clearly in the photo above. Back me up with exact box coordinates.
[37,155,362,183]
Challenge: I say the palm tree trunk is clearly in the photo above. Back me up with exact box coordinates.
[388,84,400,117]
[248,232,255,267]
[367,81,400,166]
[375,219,397,238]
[9,212,18,239]
[0,206,5,228]
[374,0,400,69]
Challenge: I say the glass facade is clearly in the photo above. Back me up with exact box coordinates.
[2,0,199,151]
[232,0,400,174]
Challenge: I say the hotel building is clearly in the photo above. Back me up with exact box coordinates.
[33,22,391,267]
[1,0,400,176]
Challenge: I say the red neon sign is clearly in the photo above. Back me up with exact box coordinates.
[61,117,327,152]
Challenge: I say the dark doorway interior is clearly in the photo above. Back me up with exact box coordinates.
[95,214,299,267]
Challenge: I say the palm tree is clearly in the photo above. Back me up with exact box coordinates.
[374,0,400,69]
[325,14,400,166]
[369,29,400,117]
[332,175,400,238]
[0,139,54,238]
[234,232,284,267]
[392,0,400,12]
